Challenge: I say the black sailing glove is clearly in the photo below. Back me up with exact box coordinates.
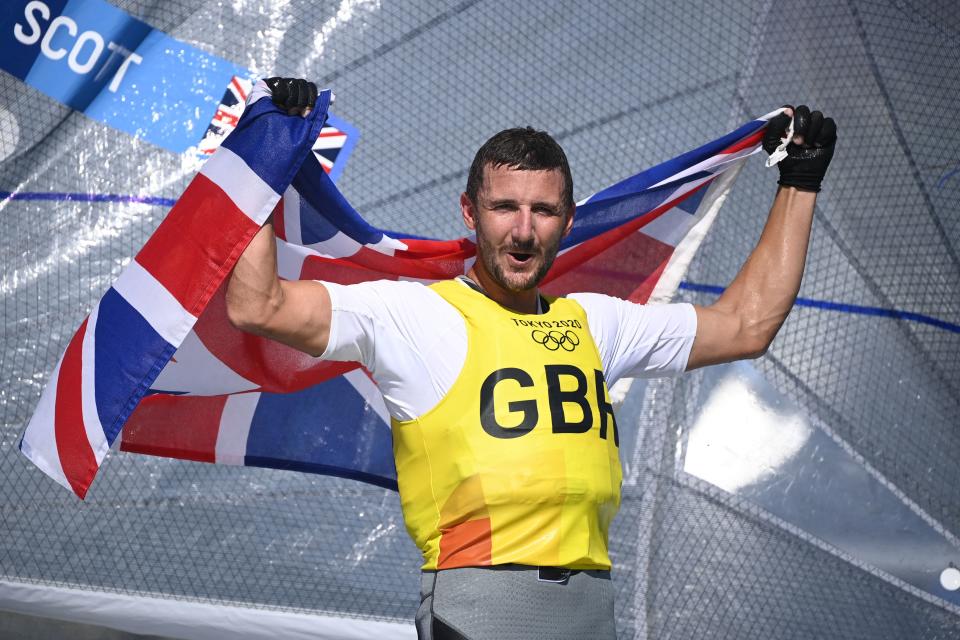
[264,77,318,115]
[762,104,837,192]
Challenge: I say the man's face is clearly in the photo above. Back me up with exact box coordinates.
[461,164,574,292]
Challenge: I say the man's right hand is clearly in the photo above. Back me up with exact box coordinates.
[264,77,318,116]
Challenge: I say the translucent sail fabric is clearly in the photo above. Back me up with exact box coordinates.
[3,2,959,638]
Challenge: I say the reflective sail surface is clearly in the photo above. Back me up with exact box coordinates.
[2,1,958,637]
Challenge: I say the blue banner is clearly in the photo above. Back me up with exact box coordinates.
[1,0,357,170]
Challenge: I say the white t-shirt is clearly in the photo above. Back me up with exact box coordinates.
[319,279,697,421]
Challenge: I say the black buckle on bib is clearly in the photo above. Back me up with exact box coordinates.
[537,567,575,584]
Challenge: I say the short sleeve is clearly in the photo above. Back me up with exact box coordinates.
[315,279,467,422]
[569,292,697,385]
[317,280,382,367]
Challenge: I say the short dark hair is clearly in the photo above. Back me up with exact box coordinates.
[465,127,574,211]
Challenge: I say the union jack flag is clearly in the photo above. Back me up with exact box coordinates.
[20,87,780,498]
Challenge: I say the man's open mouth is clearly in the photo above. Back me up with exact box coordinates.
[507,251,534,264]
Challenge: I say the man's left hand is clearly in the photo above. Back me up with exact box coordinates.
[762,104,837,193]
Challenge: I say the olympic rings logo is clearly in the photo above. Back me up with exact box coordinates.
[530,329,580,352]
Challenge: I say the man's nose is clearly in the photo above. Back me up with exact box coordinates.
[512,208,534,242]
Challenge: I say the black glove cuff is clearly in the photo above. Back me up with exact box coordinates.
[778,180,821,193]
[775,145,834,193]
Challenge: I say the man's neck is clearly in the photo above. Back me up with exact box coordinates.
[465,265,540,314]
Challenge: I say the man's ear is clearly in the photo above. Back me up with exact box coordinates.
[461,192,478,231]
[562,202,576,238]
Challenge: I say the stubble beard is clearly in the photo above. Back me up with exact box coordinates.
[474,220,562,293]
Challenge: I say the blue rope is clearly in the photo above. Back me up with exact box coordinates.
[678,282,959,334]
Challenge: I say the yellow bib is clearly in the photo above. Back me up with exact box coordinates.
[392,279,622,570]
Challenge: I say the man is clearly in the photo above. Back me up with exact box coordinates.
[226,78,836,639]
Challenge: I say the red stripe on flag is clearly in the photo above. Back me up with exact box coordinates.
[543,232,675,303]
[272,198,286,241]
[231,77,247,101]
[393,236,476,260]
[122,394,226,463]
[299,256,401,285]
[54,318,98,499]
[723,128,765,155]
[303,246,465,281]
[134,174,262,316]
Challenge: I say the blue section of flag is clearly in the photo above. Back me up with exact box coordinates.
[563,166,721,248]
[220,92,332,196]
[588,120,765,202]
[677,183,708,214]
[298,196,342,244]
[94,288,174,445]
[292,153,386,246]
[246,376,398,488]
[323,114,360,183]
[563,183,680,248]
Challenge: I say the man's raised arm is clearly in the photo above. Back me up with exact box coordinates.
[225,216,332,357]
[687,105,837,370]
[225,78,333,358]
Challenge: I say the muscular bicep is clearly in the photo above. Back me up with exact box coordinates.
[686,304,762,371]
[251,279,333,357]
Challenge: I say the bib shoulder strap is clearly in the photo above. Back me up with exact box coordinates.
[431,277,573,316]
